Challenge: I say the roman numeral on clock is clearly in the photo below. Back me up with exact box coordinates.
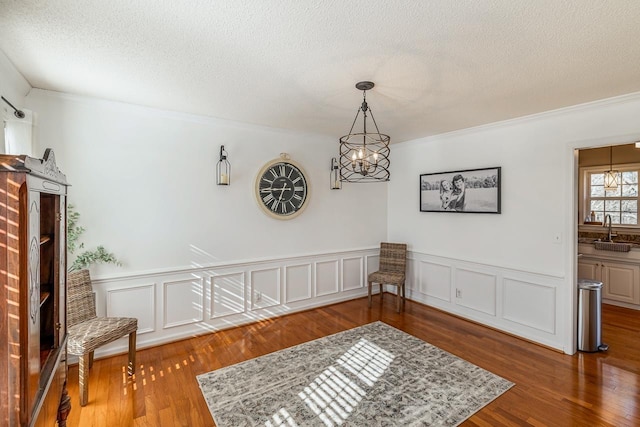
[263,193,274,204]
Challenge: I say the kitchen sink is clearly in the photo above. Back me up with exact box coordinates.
[594,241,632,252]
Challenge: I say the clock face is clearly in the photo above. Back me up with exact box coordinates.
[256,160,309,219]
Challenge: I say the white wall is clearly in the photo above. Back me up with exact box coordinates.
[27,89,387,274]
[388,93,640,352]
[25,89,388,357]
[0,50,31,151]
[0,51,29,106]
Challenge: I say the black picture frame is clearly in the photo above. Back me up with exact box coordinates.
[420,167,501,213]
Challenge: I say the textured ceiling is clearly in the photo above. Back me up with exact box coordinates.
[1,1,640,142]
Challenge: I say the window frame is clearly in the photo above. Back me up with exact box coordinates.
[580,164,640,228]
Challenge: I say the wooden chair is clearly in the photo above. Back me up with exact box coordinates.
[67,269,138,406]
[367,242,408,312]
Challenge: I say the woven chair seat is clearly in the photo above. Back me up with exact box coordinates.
[68,316,138,355]
[368,270,405,284]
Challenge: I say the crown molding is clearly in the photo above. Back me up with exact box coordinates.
[399,91,640,148]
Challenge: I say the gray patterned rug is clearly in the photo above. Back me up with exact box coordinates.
[197,322,514,426]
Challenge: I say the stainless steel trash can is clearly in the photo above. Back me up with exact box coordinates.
[577,279,608,352]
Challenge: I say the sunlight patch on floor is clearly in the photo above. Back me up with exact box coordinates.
[266,338,394,426]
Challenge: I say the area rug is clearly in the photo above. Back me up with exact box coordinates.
[197,322,514,426]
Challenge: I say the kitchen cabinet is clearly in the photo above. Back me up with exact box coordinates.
[578,257,640,305]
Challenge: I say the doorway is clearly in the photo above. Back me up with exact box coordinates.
[575,143,640,353]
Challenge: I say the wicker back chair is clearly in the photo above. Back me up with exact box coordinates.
[67,269,138,406]
[367,242,408,312]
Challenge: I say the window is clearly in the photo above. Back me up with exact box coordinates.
[584,166,639,225]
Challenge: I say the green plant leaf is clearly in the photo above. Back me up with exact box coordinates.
[67,204,121,271]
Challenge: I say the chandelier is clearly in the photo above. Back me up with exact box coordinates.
[339,81,390,182]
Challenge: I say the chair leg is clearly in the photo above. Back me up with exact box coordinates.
[88,351,94,369]
[402,282,406,310]
[396,284,401,313]
[79,353,90,406]
[128,331,137,376]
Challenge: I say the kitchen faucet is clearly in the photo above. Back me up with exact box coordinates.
[603,214,614,241]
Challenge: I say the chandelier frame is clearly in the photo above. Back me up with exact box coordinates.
[339,81,391,183]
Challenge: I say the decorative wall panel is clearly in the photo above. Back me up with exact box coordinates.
[210,272,245,319]
[315,260,339,297]
[163,278,204,328]
[251,267,281,310]
[342,257,363,291]
[366,254,379,277]
[455,268,497,316]
[285,264,312,303]
[503,277,556,333]
[418,261,452,302]
[106,283,155,334]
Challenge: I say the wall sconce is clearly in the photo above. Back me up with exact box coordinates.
[330,157,341,190]
[216,145,230,185]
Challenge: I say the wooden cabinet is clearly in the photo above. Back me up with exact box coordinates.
[578,257,640,305]
[0,150,70,426]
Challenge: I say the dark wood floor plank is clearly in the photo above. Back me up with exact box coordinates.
[64,297,640,426]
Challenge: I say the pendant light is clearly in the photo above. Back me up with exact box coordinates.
[603,146,618,191]
[339,81,390,183]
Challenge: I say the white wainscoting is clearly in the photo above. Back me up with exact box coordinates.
[89,248,379,359]
[88,247,565,359]
[408,251,565,351]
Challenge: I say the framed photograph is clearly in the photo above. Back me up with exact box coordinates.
[420,167,501,213]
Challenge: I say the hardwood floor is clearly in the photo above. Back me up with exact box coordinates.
[64,297,640,426]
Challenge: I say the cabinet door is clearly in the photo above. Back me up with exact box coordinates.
[578,258,600,281]
[57,194,66,347]
[601,261,640,304]
[26,189,41,419]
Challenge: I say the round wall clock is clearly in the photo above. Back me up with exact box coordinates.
[255,154,310,220]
